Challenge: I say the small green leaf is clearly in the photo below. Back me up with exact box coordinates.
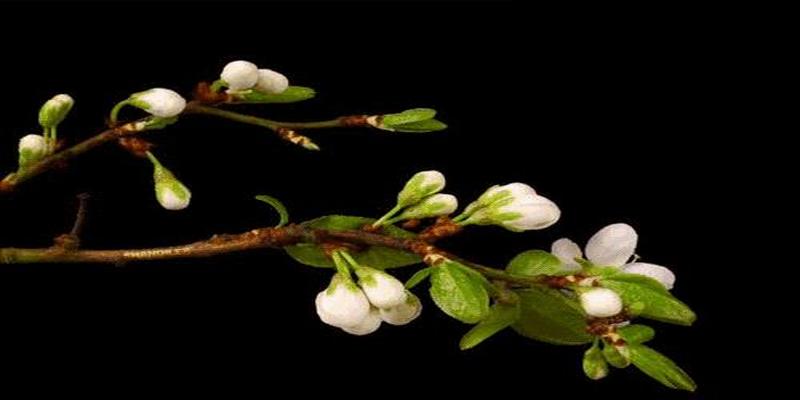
[284,215,420,269]
[254,195,289,227]
[618,324,655,344]
[583,341,609,380]
[602,278,696,326]
[511,286,592,345]
[602,342,631,368]
[382,108,436,126]
[392,119,448,133]
[406,267,433,289]
[459,301,520,350]
[429,260,490,323]
[629,344,697,391]
[603,271,670,293]
[506,250,563,276]
[234,86,316,104]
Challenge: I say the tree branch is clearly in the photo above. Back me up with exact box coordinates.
[0,224,549,287]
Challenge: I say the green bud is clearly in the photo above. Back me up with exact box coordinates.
[38,94,74,129]
[583,342,609,380]
[396,170,446,207]
[394,193,458,221]
[18,134,48,170]
[146,152,191,211]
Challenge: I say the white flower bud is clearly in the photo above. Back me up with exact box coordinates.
[355,267,407,309]
[494,194,560,231]
[580,288,623,318]
[478,183,537,206]
[315,274,371,328]
[397,170,446,207]
[147,152,191,210]
[221,60,259,90]
[130,88,186,118]
[395,193,458,220]
[18,134,48,168]
[379,291,422,325]
[254,68,289,94]
[39,94,74,129]
[341,307,382,336]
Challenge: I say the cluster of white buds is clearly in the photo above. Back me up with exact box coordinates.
[146,151,191,210]
[315,254,421,335]
[373,170,458,226]
[454,182,560,232]
[553,223,677,318]
[17,94,76,170]
[219,60,289,94]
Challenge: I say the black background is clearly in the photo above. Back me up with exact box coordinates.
[0,1,737,397]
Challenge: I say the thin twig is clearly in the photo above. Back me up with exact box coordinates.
[70,193,90,237]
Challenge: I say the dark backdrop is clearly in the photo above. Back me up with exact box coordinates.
[0,1,735,397]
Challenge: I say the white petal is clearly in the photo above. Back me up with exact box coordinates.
[580,288,623,317]
[622,262,675,290]
[341,307,382,335]
[551,238,582,271]
[255,69,289,94]
[380,292,422,325]
[317,280,371,328]
[220,60,259,90]
[585,223,638,267]
[359,270,407,309]
[499,195,560,231]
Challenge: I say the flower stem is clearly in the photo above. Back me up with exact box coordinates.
[372,204,404,227]
[109,100,130,126]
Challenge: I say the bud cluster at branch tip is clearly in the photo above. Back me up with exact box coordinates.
[372,170,457,227]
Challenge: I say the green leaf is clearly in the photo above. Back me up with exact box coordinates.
[391,119,448,133]
[602,342,631,368]
[429,261,490,323]
[629,344,697,391]
[618,324,655,344]
[511,286,592,345]
[406,267,433,289]
[583,341,609,380]
[254,195,289,228]
[603,271,670,293]
[235,86,316,104]
[382,108,437,126]
[602,278,696,326]
[459,301,520,350]
[284,215,420,269]
[506,250,563,276]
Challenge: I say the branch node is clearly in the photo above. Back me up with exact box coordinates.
[54,193,90,250]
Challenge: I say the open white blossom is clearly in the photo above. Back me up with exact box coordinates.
[355,267,407,309]
[379,292,422,325]
[131,88,186,118]
[580,288,623,317]
[255,68,289,94]
[551,223,676,289]
[315,274,371,329]
[220,60,259,90]
[458,183,560,232]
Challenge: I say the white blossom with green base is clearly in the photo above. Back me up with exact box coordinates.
[552,223,676,289]
[18,134,48,170]
[379,292,422,325]
[255,69,289,94]
[146,151,191,211]
[220,60,259,91]
[453,182,560,232]
[128,88,186,118]
[579,287,623,317]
